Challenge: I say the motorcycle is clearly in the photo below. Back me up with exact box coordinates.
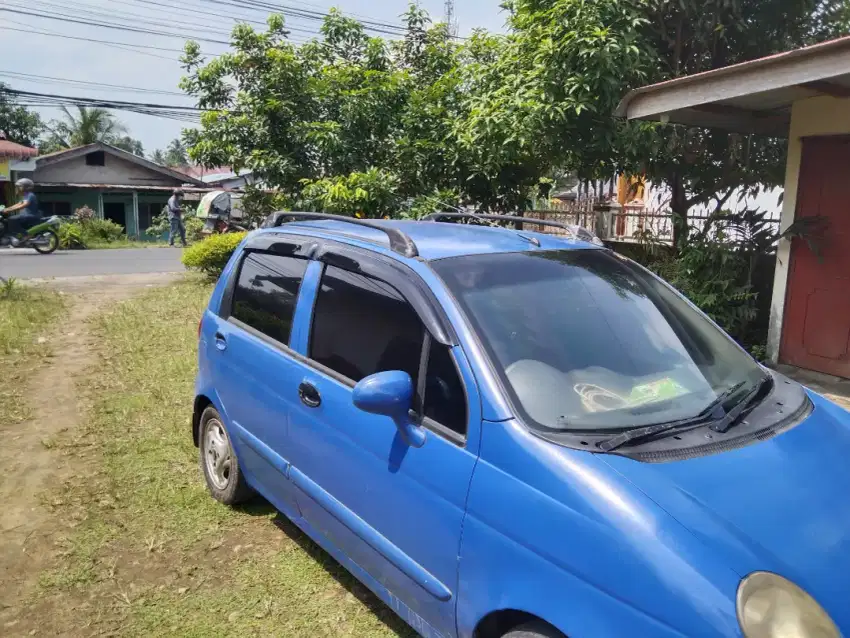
[0,207,61,254]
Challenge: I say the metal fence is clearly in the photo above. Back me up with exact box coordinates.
[528,198,781,244]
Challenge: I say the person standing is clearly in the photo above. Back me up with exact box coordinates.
[3,178,41,246]
[167,188,187,247]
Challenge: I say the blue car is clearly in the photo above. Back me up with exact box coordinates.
[193,212,848,638]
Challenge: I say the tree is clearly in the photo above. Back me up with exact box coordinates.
[0,83,43,147]
[150,138,189,167]
[41,106,143,153]
[113,135,145,156]
[182,7,505,212]
[490,0,850,248]
[636,0,849,248]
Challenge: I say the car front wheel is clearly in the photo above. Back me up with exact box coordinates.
[199,406,252,505]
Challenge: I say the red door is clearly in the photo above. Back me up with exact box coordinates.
[780,136,850,379]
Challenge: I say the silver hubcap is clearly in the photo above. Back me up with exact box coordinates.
[203,418,232,490]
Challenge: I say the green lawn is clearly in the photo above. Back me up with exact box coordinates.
[35,279,412,637]
[0,279,66,425]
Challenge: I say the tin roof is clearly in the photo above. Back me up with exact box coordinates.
[0,138,38,160]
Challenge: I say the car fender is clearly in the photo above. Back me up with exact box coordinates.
[456,419,742,638]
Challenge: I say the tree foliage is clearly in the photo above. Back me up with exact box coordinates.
[0,84,43,147]
[151,138,189,167]
[42,106,144,154]
[180,0,850,221]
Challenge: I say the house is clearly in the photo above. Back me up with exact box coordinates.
[616,35,850,380]
[0,134,38,208]
[27,143,205,237]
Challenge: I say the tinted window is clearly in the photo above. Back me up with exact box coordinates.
[310,266,423,383]
[423,345,467,434]
[231,253,306,345]
[432,250,766,432]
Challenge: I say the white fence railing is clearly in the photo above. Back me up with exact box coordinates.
[528,201,781,244]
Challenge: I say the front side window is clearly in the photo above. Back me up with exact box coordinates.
[432,249,767,433]
[309,266,423,383]
[423,344,467,435]
[310,265,467,436]
[231,252,307,345]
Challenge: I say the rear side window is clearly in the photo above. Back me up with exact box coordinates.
[310,266,423,383]
[231,252,307,345]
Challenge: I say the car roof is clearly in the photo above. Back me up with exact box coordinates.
[256,219,602,260]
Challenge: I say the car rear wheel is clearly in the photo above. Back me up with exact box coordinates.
[199,406,252,505]
[501,621,566,638]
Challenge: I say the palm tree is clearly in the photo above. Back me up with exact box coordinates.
[42,106,133,151]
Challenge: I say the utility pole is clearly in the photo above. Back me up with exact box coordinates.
[444,0,458,37]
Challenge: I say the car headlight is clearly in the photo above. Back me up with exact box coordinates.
[737,572,839,638]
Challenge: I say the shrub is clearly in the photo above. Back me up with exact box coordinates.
[58,221,87,249]
[182,232,247,277]
[74,205,96,222]
[146,211,205,242]
[81,218,124,242]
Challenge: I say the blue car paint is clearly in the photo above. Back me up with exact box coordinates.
[194,221,850,638]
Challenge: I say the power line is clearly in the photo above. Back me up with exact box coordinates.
[1,20,187,61]
[0,7,233,46]
[2,88,207,123]
[0,70,186,97]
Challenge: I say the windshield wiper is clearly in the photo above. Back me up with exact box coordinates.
[597,379,765,453]
[709,374,772,433]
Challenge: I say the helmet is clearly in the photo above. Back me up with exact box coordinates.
[15,178,34,191]
[173,188,184,196]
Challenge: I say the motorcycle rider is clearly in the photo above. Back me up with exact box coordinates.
[3,178,41,246]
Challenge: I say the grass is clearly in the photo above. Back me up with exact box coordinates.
[0,278,66,424]
[35,279,411,637]
[86,239,170,249]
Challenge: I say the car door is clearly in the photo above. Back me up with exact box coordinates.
[286,260,480,638]
[204,249,309,519]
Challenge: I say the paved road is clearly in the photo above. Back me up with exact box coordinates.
[0,247,186,280]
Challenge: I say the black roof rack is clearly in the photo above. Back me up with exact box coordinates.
[264,211,419,258]
[422,212,575,238]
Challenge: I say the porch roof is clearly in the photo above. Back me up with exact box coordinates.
[34,183,243,193]
[615,35,850,135]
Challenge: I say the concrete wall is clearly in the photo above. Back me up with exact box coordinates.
[35,152,184,186]
[767,95,850,363]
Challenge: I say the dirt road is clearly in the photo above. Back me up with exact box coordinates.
[0,273,178,634]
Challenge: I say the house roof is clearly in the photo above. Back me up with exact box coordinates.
[0,138,38,160]
[615,35,850,135]
[36,142,205,186]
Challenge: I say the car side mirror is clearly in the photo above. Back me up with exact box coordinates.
[352,370,425,448]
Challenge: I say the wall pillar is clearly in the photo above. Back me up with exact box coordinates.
[132,191,140,239]
[97,191,104,220]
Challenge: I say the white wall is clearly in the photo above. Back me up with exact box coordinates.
[767,95,850,363]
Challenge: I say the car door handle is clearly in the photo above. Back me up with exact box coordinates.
[214,332,227,351]
[298,381,321,408]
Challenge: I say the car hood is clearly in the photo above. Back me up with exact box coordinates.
[601,392,850,627]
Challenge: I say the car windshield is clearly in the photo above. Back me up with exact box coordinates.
[431,249,766,432]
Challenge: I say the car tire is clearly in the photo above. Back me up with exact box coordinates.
[198,406,252,505]
[501,621,567,638]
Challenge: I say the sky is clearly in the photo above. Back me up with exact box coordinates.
[4,0,508,155]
